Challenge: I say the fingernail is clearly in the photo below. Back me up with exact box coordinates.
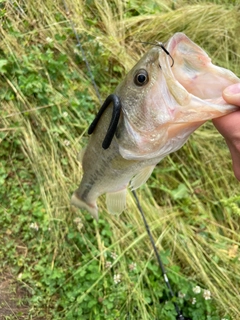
[223,83,240,95]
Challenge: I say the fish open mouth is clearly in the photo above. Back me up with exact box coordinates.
[115,33,239,161]
[162,32,239,103]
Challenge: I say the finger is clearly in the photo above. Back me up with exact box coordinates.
[222,83,240,106]
[225,139,240,181]
[212,110,240,138]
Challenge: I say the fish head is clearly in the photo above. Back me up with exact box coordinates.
[115,33,240,160]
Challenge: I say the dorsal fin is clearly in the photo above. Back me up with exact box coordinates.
[77,147,87,163]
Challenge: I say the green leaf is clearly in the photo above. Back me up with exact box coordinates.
[87,299,97,308]
[0,59,8,73]
[171,183,189,200]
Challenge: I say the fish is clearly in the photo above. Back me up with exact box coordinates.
[71,32,240,220]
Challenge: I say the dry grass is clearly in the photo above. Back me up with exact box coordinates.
[1,0,240,318]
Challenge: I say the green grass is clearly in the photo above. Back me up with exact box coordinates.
[0,0,240,319]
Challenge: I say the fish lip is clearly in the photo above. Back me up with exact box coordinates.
[158,33,191,106]
[165,32,186,52]
[163,32,194,71]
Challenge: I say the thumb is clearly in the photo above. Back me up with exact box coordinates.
[222,83,240,106]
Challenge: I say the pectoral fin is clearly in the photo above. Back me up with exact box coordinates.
[130,165,155,190]
[106,188,127,215]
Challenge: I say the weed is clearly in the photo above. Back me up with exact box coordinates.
[0,0,240,319]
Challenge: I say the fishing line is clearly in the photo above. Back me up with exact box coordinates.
[62,0,102,104]
[132,190,187,320]
[62,2,189,319]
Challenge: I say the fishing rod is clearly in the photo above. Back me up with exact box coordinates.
[62,2,191,319]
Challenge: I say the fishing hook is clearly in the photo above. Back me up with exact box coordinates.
[88,42,173,150]
[139,41,174,67]
[88,94,121,149]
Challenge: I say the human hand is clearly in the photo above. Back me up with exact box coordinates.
[212,83,240,180]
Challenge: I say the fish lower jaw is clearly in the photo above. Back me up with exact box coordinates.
[71,192,98,221]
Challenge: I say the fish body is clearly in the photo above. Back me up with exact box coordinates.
[71,33,240,219]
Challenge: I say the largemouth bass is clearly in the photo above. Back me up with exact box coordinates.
[71,33,240,220]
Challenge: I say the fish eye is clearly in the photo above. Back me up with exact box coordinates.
[134,69,149,86]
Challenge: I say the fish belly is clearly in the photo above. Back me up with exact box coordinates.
[71,143,156,220]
